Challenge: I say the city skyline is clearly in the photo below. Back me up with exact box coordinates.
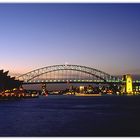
[0,3,140,76]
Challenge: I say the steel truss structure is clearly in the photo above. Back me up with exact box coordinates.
[18,64,120,83]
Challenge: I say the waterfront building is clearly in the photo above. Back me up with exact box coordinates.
[79,86,85,93]
[122,74,133,95]
[0,70,22,91]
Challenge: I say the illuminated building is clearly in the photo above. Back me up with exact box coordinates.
[87,85,93,93]
[79,86,84,93]
[122,74,133,95]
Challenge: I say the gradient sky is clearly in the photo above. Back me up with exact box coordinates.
[0,3,140,76]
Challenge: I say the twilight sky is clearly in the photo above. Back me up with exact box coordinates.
[0,3,140,76]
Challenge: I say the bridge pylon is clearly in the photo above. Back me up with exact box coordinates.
[121,74,133,95]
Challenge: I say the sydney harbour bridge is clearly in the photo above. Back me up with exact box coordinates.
[16,64,140,95]
[18,64,121,84]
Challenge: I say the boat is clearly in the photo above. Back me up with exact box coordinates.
[75,93,101,96]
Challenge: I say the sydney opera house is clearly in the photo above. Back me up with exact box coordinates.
[0,70,22,92]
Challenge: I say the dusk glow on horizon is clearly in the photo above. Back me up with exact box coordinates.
[0,3,140,76]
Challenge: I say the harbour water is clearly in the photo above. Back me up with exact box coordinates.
[0,95,140,136]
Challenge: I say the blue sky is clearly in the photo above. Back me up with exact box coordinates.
[0,3,140,76]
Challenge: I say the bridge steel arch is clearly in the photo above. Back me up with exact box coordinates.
[18,64,119,83]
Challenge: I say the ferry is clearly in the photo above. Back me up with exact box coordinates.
[75,93,101,96]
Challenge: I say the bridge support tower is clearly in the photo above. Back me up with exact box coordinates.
[122,74,133,95]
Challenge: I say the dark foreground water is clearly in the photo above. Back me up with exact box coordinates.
[0,95,140,137]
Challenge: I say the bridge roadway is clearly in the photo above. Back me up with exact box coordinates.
[23,79,122,84]
[22,79,140,86]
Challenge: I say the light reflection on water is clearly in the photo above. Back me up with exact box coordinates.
[0,95,140,136]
